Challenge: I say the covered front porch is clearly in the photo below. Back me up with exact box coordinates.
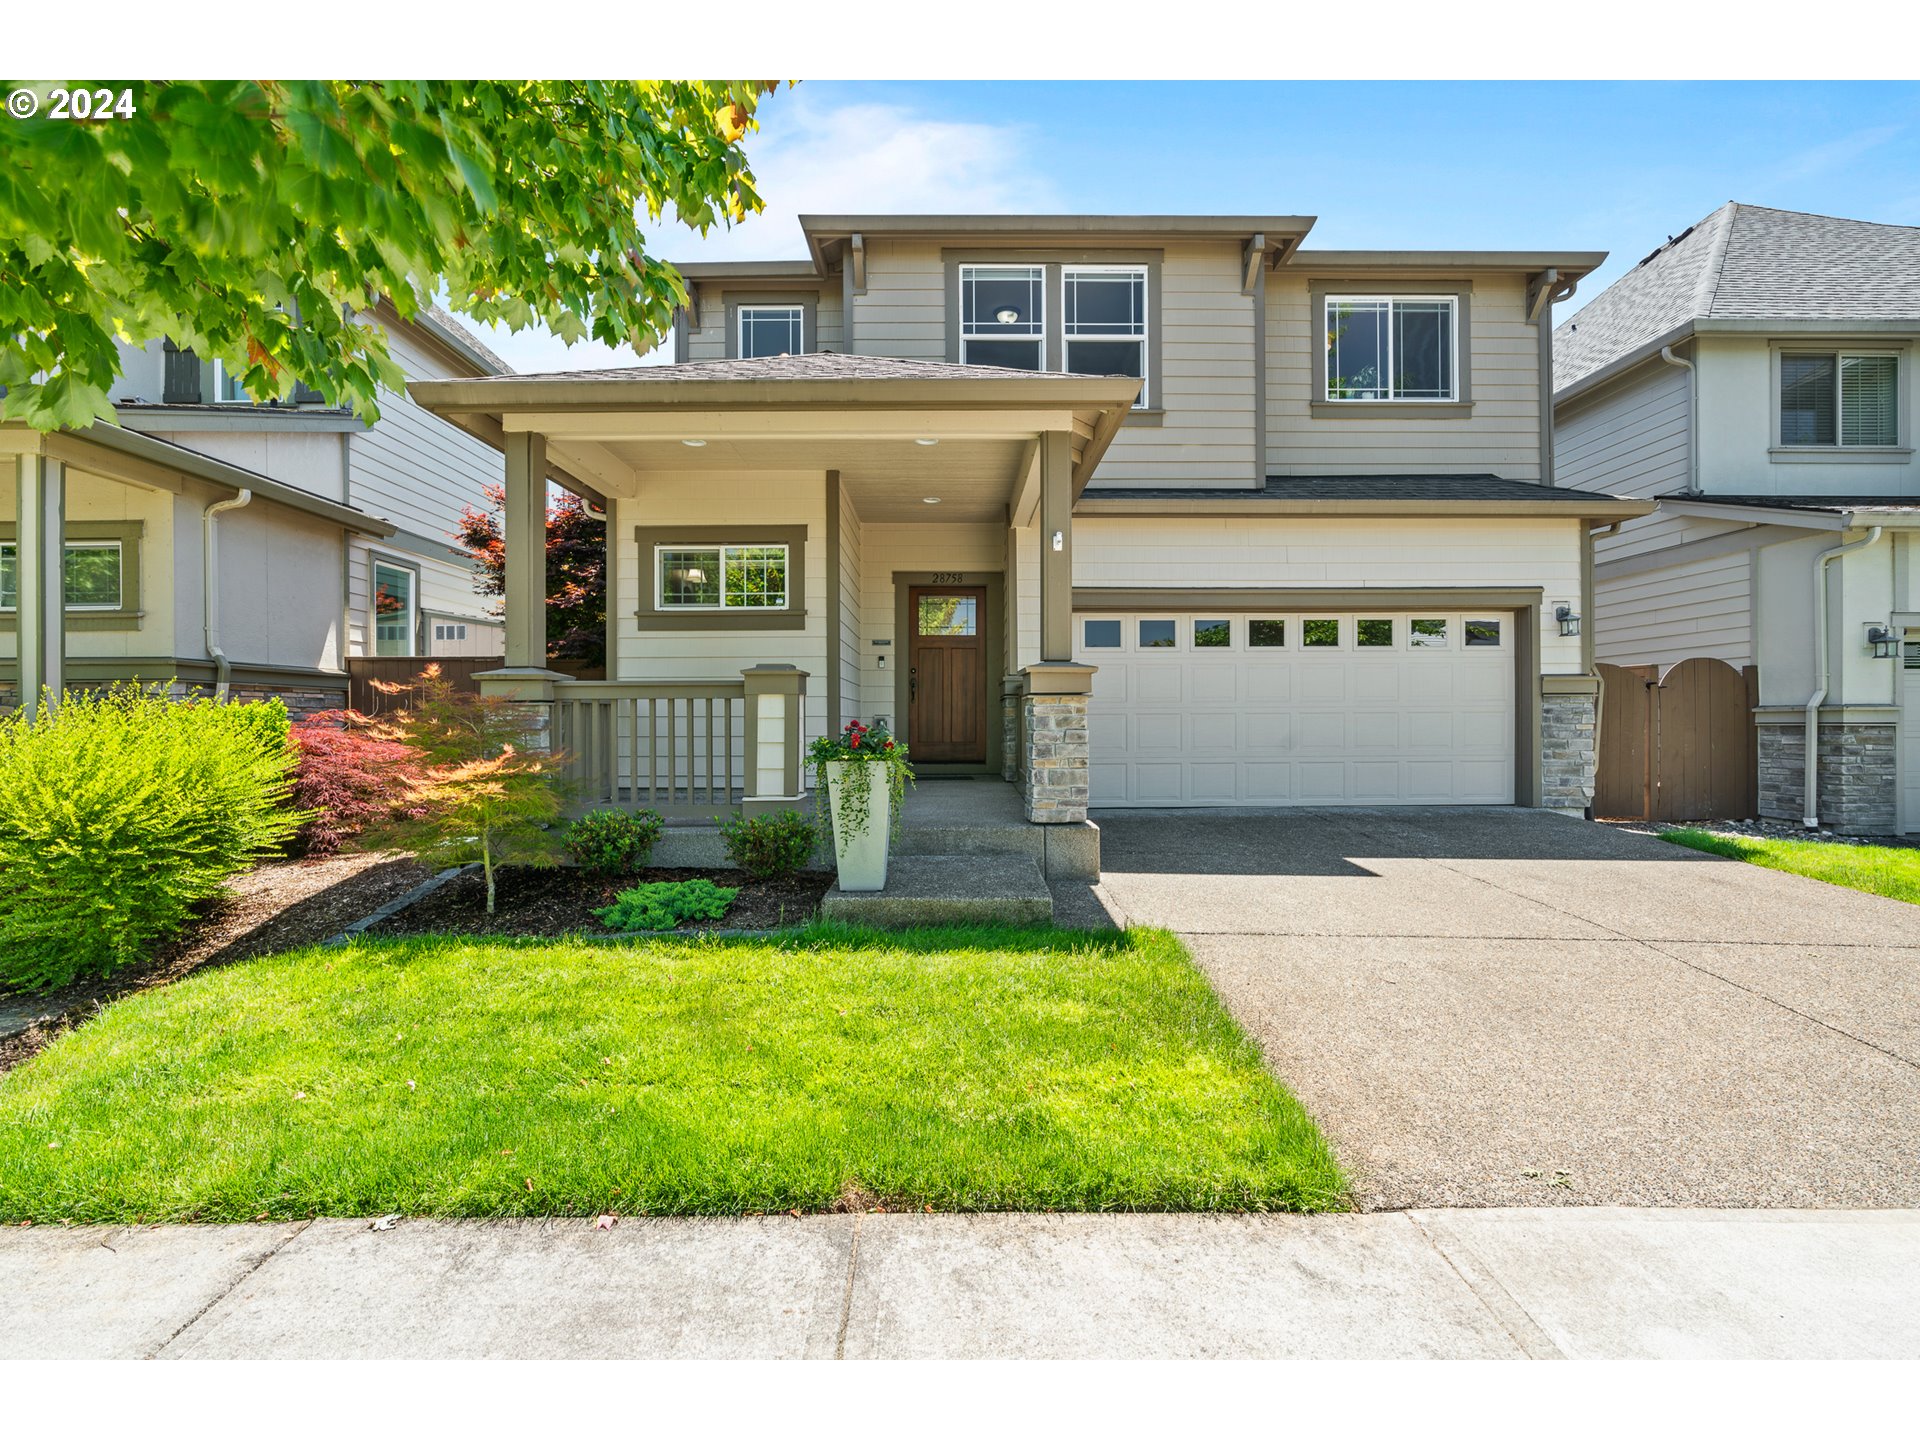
[409,353,1139,876]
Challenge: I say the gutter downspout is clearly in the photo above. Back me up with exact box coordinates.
[203,489,254,701]
[1658,345,1698,494]
[1804,525,1883,828]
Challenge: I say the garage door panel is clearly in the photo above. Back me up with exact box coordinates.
[1082,610,1517,807]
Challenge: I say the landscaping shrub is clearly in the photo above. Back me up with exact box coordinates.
[0,684,306,992]
[563,808,665,875]
[289,711,428,856]
[720,808,819,879]
[227,695,293,761]
[593,878,737,932]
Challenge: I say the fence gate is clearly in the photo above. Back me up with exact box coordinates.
[1593,658,1758,822]
[345,655,504,714]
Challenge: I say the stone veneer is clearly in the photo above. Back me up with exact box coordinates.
[1540,690,1598,814]
[1757,722,1898,835]
[1001,690,1022,784]
[1021,692,1090,823]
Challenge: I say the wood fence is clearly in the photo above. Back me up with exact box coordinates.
[1593,658,1759,822]
[345,656,504,714]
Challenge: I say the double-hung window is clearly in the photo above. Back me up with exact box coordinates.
[1779,352,1898,447]
[1325,295,1458,402]
[656,543,789,611]
[737,305,804,359]
[1064,266,1149,406]
[959,265,1045,371]
[0,540,123,611]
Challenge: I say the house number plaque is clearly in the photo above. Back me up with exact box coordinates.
[931,571,963,583]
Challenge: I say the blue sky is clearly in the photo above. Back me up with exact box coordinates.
[480,81,1920,373]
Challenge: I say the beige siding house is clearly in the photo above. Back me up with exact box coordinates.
[1553,203,1920,834]
[408,213,1643,879]
[4,305,509,712]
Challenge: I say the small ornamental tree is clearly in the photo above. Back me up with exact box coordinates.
[455,484,606,668]
[360,666,570,912]
[288,711,429,857]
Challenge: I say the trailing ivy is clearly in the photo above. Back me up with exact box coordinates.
[807,720,914,844]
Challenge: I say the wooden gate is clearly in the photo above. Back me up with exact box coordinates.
[345,656,503,714]
[1593,658,1758,821]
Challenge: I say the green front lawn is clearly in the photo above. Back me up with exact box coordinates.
[0,926,1345,1221]
[1660,828,1920,905]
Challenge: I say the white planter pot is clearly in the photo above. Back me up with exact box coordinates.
[825,760,891,892]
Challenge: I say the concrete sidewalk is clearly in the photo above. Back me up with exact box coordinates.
[3,1208,1916,1360]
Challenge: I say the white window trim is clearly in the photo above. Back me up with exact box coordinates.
[0,539,123,612]
[1775,348,1903,450]
[1063,263,1151,409]
[736,304,805,360]
[372,559,418,657]
[653,542,792,613]
[1322,294,1461,404]
[958,263,1046,371]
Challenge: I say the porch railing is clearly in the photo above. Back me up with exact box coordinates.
[553,681,746,817]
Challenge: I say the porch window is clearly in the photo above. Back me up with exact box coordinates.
[959,265,1044,371]
[656,543,789,611]
[1325,295,1457,402]
[738,305,804,360]
[1779,352,1898,447]
[1064,266,1149,406]
[0,540,123,611]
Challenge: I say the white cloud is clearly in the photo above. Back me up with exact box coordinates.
[472,90,1058,372]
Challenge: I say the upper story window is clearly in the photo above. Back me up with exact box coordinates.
[738,305,805,359]
[1780,352,1898,447]
[1064,266,1149,406]
[1325,295,1457,402]
[959,265,1045,371]
[656,543,789,611]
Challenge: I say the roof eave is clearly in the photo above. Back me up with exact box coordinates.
[1287,249,1609,277]
[799,213,1318,249]
[1074,495,1654,520]
[1663,497,1920,531]
[408,374,1144,416]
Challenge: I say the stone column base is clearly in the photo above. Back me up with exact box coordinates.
[1020,663,1096,824]
[1758,721,1897,835]
[1540,687,1598,815]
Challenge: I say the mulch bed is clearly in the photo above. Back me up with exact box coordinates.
[366,865,833,939]
[0,851,432,1075]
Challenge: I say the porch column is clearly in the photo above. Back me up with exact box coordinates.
[741,664,808,816]
[477,431,564,709]
[14,453,65,714]
[1039,427,1073,662]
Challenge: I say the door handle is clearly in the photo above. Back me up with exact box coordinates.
[909,666,918,701]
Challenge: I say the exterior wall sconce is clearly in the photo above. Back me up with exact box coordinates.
[1051,530,1064,552]
[1555,604,1581,637]
[1866,624,1898,660]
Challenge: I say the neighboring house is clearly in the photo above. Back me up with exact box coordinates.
[1553,203,1920,834]
[414,212,1646,876]
[3,302,508,714]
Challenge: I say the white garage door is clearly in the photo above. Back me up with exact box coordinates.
[1080,611,1516,807]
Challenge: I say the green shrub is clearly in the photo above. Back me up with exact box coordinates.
[563,808,664,875]
[719,808,819,879]
[226,695,292,761]
[0,684,306,992]
[593,878,737,932]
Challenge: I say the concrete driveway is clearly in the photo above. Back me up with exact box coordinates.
[1088,808,1920,1211]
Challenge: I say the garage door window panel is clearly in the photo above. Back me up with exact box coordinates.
[1302,618,1342,648]
[1139,619,1177,649]
[1083,619,1122,649]
[1411,618,1450,648]
[1464,619,1503,648]
[1357,618,1395,648]
[1193,619,1231,648]
[1249,619,1287,648]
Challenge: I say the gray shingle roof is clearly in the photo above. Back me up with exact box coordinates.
[1682,494,1920,515]
[506,351,1094,384]
[1554,204,1920,393]
[1082,475,1619,504]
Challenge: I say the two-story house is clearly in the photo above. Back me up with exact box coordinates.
[4,303,508,714]
[412,213,1647,879]
[1553,204,1920,835]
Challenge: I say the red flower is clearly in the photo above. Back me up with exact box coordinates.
[850,735,861,747]
[884,740,894,750]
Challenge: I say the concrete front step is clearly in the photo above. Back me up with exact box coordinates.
[893,819,1099,880]
[821,855,1053,928]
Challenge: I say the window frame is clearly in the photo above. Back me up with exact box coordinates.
[633,525,809,633]
[1320,292,1461,405]
[1772,345,1906,454]
[371,557,420,658]
[1308,280,1473,415]
[734,303,807,361]
[1062,263,1151,409]
[957,262,1047,373]
[0,520,144,632]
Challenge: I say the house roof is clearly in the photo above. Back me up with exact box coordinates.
[1076,474,1652,520]
[1554,203,1920,398]
[1662,494,1920,530]
[501,351,1099,386]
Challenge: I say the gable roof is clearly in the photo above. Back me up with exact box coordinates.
[1555,203,1920,397]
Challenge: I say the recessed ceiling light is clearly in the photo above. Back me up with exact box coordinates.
[922,496,941,505]
[681,439,707,448]
[914,437,939,447]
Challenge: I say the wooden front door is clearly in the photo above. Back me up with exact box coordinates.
[907,585,988,763]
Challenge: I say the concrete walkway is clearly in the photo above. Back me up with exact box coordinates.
[3,1208,1916,1359]
[1088,808,1920,1211]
